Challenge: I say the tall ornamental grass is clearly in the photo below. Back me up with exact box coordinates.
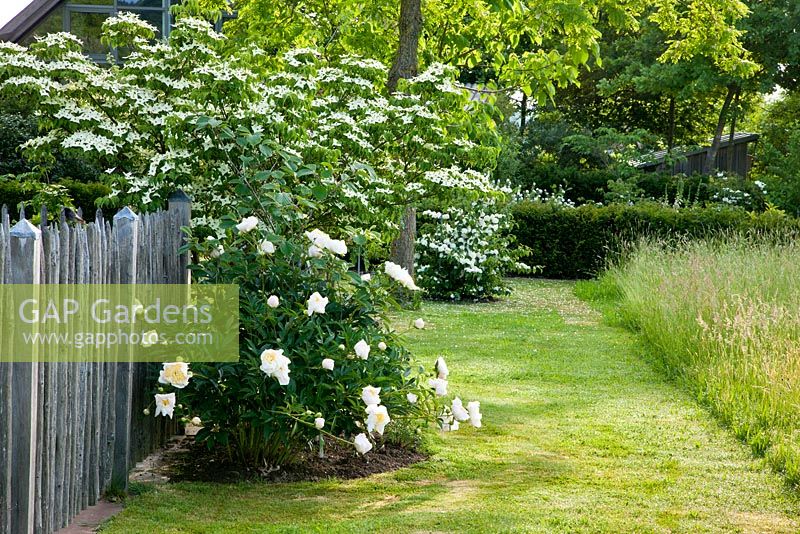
[604,235,800,486]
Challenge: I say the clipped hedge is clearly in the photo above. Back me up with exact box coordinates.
[0,179,111,219]
[512,202,800,279]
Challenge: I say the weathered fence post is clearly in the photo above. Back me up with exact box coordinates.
[168,190,191,284]
[110,207,138,492]
[9,218,41,534]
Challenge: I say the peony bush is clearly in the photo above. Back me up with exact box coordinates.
[148,156,482,464]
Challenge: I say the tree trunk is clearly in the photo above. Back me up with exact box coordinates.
[390,206,417,276]
[387,0,422,93]
[666,96,676,154]
[726,88,741,176]
[388,0,422,274]
[520,92,528,137]
[703,85,736,175]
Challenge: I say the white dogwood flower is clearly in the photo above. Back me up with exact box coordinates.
[354,433,372,454]
[236,215,259,233]
[154,393,175,418]
[354,340,371,360]
[306,292,329,316]
[158,362,192,389]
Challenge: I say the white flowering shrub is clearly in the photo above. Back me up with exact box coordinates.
[0,13,495,466]
[0,14,499,241]
[416,196,531,300]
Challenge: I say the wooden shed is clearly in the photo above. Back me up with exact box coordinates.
[635,132,759,177]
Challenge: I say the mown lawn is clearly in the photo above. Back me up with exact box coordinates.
[102,279,800,533]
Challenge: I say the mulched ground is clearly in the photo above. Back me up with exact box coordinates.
[155,437,426,484]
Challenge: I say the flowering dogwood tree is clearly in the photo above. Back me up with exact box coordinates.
[0,14,497,235]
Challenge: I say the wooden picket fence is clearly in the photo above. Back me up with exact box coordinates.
[0,191,191,534]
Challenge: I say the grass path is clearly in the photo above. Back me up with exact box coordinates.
[103,279,799,533]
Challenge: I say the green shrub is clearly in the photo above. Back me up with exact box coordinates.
[0,112,101,183]
[0,179,111,219]
[512,202,800,279]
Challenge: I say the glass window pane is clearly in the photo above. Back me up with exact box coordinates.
[66,0,112,5]
[68,11,110,55]
[119,10,164,36]
[20,8,65,46]
[117,0,164,7]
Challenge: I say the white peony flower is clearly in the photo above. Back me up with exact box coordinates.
[365,404,391,435]
[305,228,330,246]
[327,239,347,256]
[306,292,329,316]
[361,273,372,282]
[308,245,323,258]
[354,433,373,454]
[314,417,325,429]
[467,401,482,428]
[451,420,460,431]
[428,378,448,397]
[260,348,292,385]
[354,339,371,360]
[414,318,425,329]
[274,357,291,386]
[236,216,259,233]
[154,393,175,418]
[384,261,421,290]
[267,295,280,308]
[406,392,418,403]
[321,358,335,370]
[305,228,347,256]
[361,385,381,406]
[451,397,470,422]
[435,357,449,379]
[259,239,275,254]
[378,341,387,351]
[190,416,202,426]
[158,362,192,389]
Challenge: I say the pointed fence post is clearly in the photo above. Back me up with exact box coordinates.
[9,218,41,534]
[168,190,191,284]
[110,207,138,492]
